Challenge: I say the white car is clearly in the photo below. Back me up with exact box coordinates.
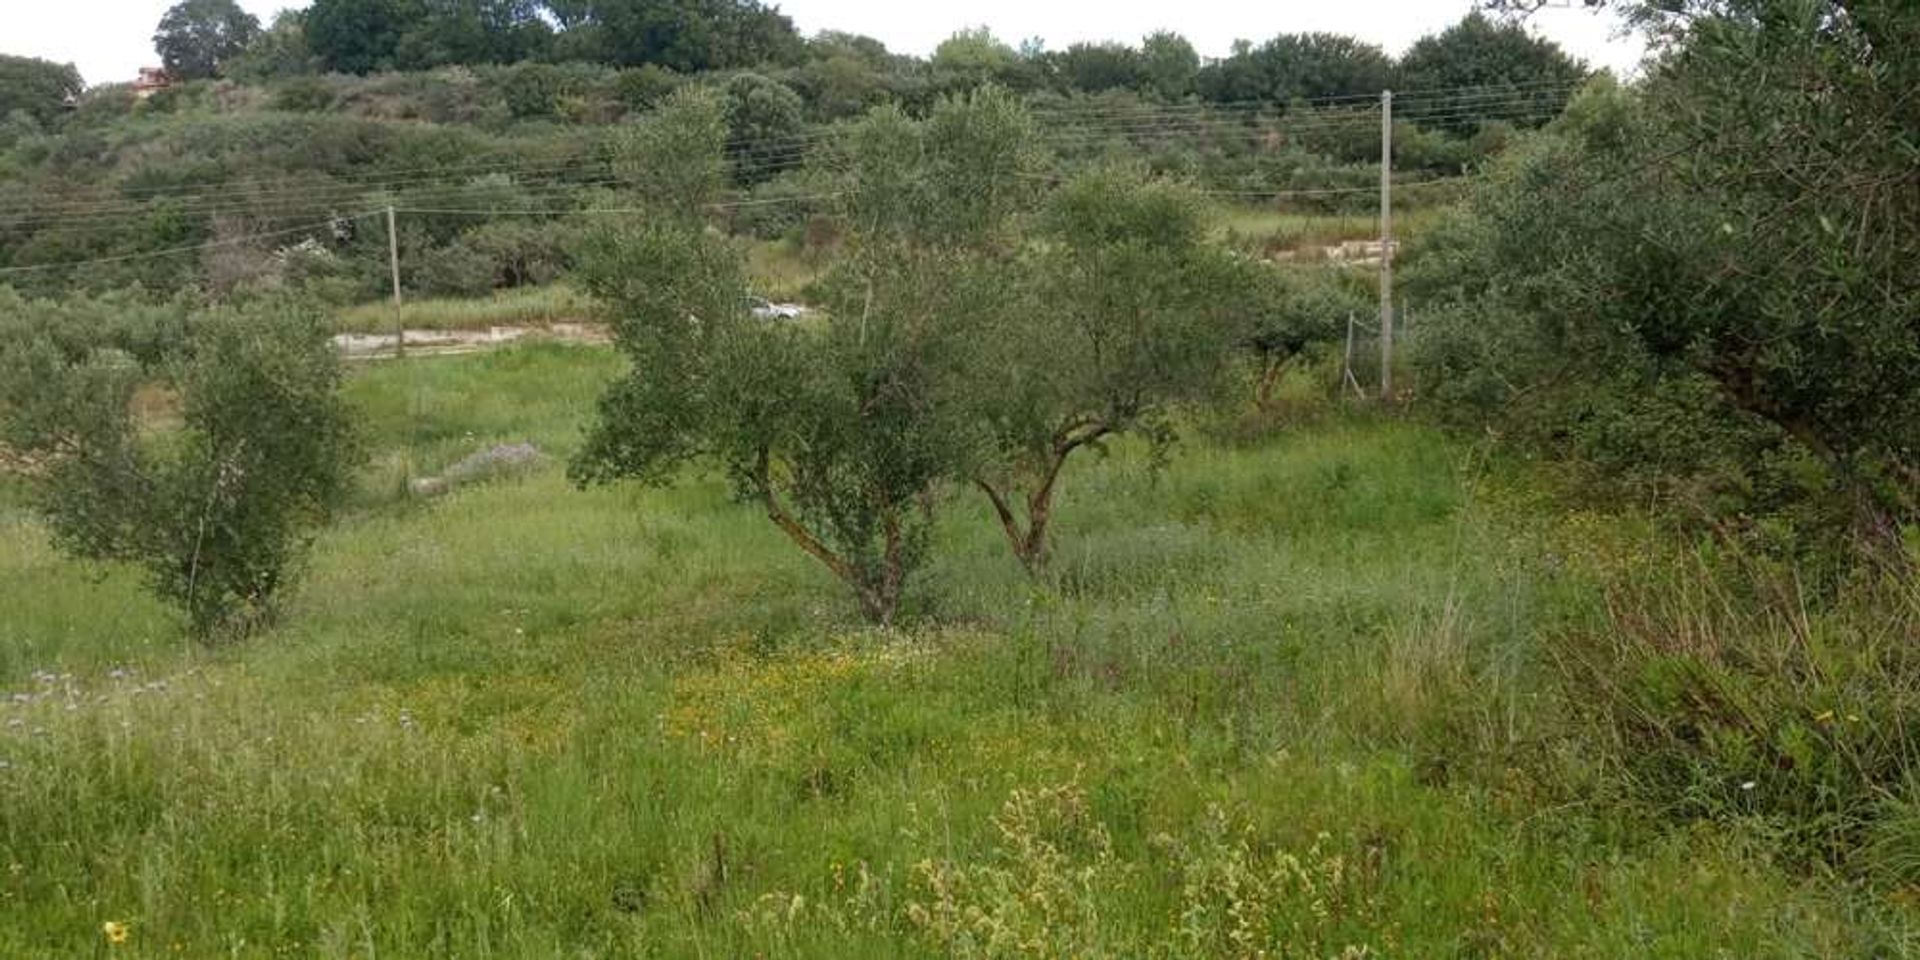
[747,296,805,320]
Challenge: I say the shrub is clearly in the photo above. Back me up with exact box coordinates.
[1410,3,1920,557]
[0,298,356,638]
[271,76,337,112]
[611,64,681,113]
[411,239,496,298]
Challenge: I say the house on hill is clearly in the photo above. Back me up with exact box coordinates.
[133,67,173,99]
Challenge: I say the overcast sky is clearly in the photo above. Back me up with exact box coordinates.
[9,1,1647,89]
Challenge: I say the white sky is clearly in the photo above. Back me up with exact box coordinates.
[7,1,1646,89]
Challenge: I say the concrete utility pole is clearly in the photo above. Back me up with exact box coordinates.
[1378,90,1394,399]
[387,205,404,357]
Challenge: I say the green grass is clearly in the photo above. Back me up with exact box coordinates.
[333,284,593,334]
[1213,204,1450,253]
[746,238,827,304]
[0,343,1907,956]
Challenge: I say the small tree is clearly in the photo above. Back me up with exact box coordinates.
[0,297,355,638]
[1243,268,1368,410]
[155,0,263,80]
[970,169,1259,573]
[572,90,1023,624]
[611,85,728,221]
[1139,31,1199,101]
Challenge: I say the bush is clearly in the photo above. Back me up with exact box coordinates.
[271,76,338,112]
[727,170,836,241]
[611,64,680,113]
[0,297,356,638]
[410,239,493,298]
[1410,3,1920,557]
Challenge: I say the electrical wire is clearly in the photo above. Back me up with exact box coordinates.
[0,78,1592,218]
[0,211,383,275]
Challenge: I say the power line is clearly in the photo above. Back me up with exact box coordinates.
[396,190,849,216]
[0,76,1599,218]
[0,212,381,275]
[0,88,1580,225]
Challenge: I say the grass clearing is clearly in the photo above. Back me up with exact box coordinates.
[746,238,827,303]
[1213,204,1450,254]
[333,285,593,334]
[0,343,1907,956]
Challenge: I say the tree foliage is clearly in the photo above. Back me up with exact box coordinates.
[0,56,83,126]
[1139,31,1200,101]
[1397,12,1589,132]
[971,169,1261,571]
[1196,34,1393,104]
[0,292,356,637]
[1414,0,1920,553]
[154,0,263,80]
[304,0,417,74]
[722,72,805,183]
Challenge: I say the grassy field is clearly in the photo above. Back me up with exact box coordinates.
[0,343,1905,956]
[333,285,594,335]
[328,244,825,336]
[1212,204,1451,255]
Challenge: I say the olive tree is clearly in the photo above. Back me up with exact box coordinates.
[970,169,1260,573]
[1243,268,1368,410]
[571,87,1036,624]
[0,295,355,638]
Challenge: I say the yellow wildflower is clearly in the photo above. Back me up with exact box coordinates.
[101,920,130,945]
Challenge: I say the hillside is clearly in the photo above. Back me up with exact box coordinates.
[0,9,1585,304]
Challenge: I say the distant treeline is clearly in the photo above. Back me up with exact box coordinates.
[5,5,1586,119]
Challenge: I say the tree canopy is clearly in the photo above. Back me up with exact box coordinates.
[1197,33,1394,104]
[0,55,83,126]
[1397,12,1589,131]
[154,0,262,80]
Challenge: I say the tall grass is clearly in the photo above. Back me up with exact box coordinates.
[1212,204,1450,257]
[0,344,1907,956]
[1546,545,1920,884]
[333,284,593,334]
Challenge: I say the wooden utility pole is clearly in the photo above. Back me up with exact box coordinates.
[387,205,404,358]
[1378,90,1394,400]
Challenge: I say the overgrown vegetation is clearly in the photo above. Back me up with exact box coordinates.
[0,0,1915,953]
[1412,2,1918,558]
[0,7,1571,304]
[1405,0,1920,883]
[2,346,1908,954]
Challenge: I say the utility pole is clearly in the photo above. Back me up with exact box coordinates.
[1378,90,1394,400]
[387,205,404,358]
